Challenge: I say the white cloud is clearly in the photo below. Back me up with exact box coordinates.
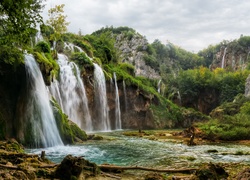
[42,0,250,52]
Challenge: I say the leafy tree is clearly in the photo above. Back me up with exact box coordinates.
[0,0,44,46]
[46,4,69,42]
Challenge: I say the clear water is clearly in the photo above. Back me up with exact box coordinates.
[26,132,250,168]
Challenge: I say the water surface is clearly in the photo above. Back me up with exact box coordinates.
[26,132,250,168]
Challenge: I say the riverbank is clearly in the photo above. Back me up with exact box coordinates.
[1,130,250,179]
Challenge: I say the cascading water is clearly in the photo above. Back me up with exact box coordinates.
[157,79,162,93]
[93,63,111,131]
[49,79,64,111]
[123,80,128,112]
[54,54,92,131]
[221,47,227,68]
[113,72,122,129]
[23,54,63,147]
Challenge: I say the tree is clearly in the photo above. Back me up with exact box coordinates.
[0,0,44,46]
[46,4,69,43]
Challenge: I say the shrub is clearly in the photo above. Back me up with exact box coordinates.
[34,41,51,53]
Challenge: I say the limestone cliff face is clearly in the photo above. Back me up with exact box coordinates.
[211,45,249,70]
[245,74,250,97]
[115,33,161,79]
[82,66,162,129]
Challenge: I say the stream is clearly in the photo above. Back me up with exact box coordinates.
[26,131,250,168]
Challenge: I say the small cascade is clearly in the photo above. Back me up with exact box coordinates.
[177,91,182,105]
[49,79,64,112]
[35,31,44,44]
[93,63,111,131]
[113,72,122,130]
[123,80,128,112]
[157,79,162,93]
[221,47,227,68]
[55,54,92,131]
[64,42,84,53]
[24,54,63,147]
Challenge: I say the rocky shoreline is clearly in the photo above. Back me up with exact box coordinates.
[0,132,250,180]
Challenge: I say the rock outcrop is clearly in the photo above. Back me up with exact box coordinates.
[115,33,161,79]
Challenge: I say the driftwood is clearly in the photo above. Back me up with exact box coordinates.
[98,164,197,173]
[101,172,121,179]
[0,164,19,170]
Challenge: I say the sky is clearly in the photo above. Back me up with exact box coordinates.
[42,0,250,53]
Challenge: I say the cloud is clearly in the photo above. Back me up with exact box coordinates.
[42,0,250,52]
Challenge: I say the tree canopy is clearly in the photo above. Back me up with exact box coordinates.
[0,0,44,46]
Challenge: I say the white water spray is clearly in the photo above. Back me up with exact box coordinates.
[55,54,92,131]
[93,63,111,131]
[113,73,122,129]
[221,47,227,69]
[49,79,64,111]
[24,54,63,147]
[157,79,162,93]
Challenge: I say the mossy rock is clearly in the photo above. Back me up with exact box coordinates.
[55,155,99,180]
[51,99,87,144]
[195,163,228,180]
[69,121,87,141]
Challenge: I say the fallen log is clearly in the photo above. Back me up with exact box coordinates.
[0,164,19,170]
[98,165,197,173]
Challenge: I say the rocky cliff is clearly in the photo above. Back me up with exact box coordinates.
[210,42,250,70]
[115,33,161,79]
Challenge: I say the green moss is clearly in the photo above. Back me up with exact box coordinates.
[73,40,94,58]
[34,41,51,53]
[51,99,87,144]
[69,122,87,141]
[71,52,93,68]
[33,51,60,83]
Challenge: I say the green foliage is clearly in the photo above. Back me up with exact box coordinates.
[172,67,250,105]
[86,31,119,64]
[0,0,43,46]
[33,51,59,81]
[46,4,69,41]
[150,102,183,128]
[92,26,136,36]
[238,35,250,47]
[198,113,250,140]
[143,55,159,71]
[118,63,135,76]
[73,40,94,58]
[35,41,51,53]
[71,52,93,68]
[0,45,24,71]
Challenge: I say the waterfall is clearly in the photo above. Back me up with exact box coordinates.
[113,72,122,130]
[221,47,227,69]
[157,79,162,93]
[123,80,128,112]
[49,79,64,111]
[93,63,111,131]
[24,54,63,147]
[55,54,92,131]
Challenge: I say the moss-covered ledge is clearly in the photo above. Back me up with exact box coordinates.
[51,99,87,145]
